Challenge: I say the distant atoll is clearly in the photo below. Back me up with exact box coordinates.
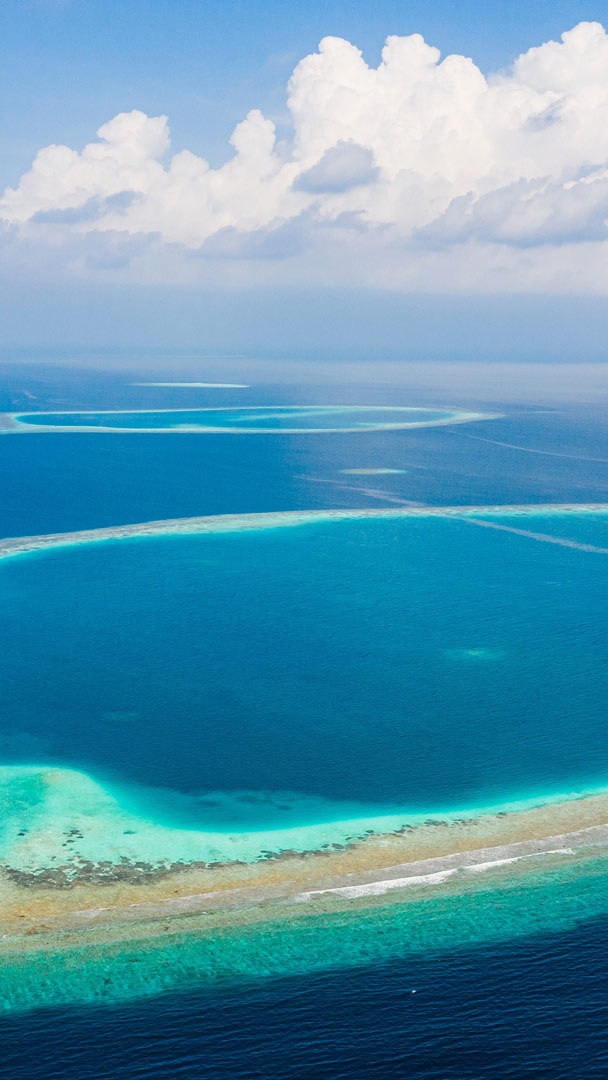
[0,404,499,434]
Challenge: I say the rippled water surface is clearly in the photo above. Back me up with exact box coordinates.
[3,910,608,1079]
[2,511,608,828]
[3,358,608,1076]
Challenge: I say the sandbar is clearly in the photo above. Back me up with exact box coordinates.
[130,382,250,388]
[1,503,608,562]
[2,787,608,969]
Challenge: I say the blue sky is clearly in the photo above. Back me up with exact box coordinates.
[3,1,608,349]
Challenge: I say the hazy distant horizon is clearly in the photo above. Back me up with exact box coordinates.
[2,287,608,358]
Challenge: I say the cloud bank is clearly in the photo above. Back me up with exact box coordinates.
[4,21,608,292]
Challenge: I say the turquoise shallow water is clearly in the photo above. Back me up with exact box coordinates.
[3,853,608,1014]
[2,510,608,837]
[12,405,470,432]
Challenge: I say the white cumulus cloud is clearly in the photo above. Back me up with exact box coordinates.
[4,21,608,291]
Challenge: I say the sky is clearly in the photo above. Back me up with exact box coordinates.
[3,0,608,351]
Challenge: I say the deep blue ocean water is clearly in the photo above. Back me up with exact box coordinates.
[2,358,608,1077]
[2,514,608,825]
[1,363,608,542]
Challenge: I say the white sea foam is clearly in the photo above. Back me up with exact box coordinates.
[465,848,575,873]
[296,847,578,902]
[297,869,457,901]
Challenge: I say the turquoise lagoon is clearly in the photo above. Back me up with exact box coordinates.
[10,404,482,433]
[2,507,608,857]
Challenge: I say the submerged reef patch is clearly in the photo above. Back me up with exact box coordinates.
[340,468,408,475]
[445,647,508,662]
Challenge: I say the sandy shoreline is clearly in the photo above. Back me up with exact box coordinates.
[3,789,608,954]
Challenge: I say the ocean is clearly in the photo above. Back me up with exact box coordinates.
[4,915,608,1080]
[3,511,608,830]
[1,354,608,1077]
